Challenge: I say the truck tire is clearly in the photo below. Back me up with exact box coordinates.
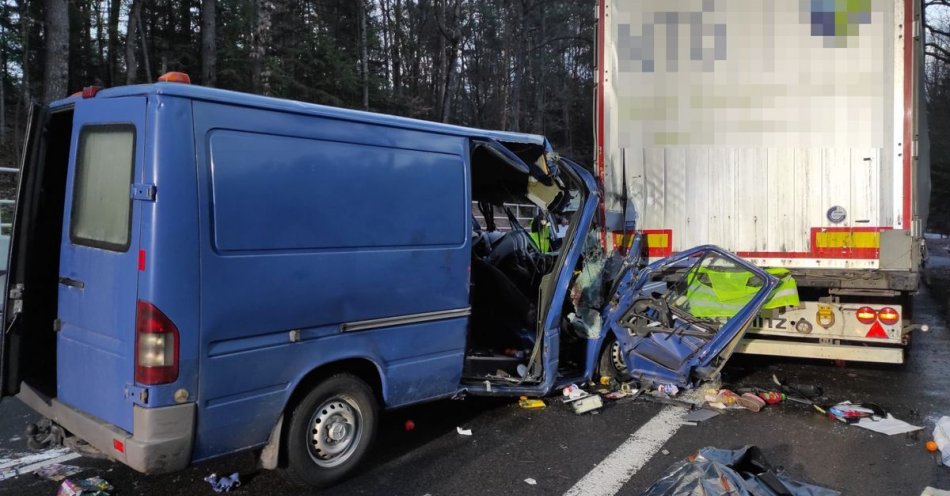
[283,373,379,487]
[597,337,632,382]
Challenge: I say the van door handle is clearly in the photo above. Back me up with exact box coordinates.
[58,277,85,289]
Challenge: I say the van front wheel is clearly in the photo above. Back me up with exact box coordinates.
[283,374,379,487]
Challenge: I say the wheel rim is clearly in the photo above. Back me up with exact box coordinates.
[307,395,363,468]
[610,341,627,373]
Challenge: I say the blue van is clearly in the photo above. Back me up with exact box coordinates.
[0,76,776,486]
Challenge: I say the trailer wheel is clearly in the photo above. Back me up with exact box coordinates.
[283,373,378,487]
[597,337,632,382]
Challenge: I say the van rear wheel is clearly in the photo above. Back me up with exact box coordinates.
[283,374,378,487]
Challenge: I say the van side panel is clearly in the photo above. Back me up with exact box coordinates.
[191,102,470,461]
[136,95,201,408]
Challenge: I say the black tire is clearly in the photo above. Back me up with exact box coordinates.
[597,336,632,382]
[282,374,379,488]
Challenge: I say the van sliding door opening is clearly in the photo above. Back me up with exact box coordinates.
[2,107,74,399]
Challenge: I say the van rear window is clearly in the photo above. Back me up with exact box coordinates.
[70,125,136,251]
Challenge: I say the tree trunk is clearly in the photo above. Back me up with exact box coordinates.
[251,0,273,95]
[360,0,369,110]
[1,10,6,148]
[532,2,545,134]
[380,0,391,92]
[201,0,216,86]
[96,0,106,84]
[392,0,402,96]
[126,1,139,84]
[135,1,152,81]
[43,0,69,103]
[509,1,530,132]
[107,0,120,85]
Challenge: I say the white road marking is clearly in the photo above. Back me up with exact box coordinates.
[563,406,687,496]
[0,448,82,481]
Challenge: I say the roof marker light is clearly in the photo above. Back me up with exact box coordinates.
[158,71,191,84]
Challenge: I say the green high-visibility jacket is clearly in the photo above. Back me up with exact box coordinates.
[677,267,799,319]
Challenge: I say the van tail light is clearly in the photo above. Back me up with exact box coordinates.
[855,306,877,325]
[135,301,179,385]
[877,307,900,326]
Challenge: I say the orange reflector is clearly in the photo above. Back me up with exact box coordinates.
[878,307,899,325]
[158,71,191,84]
[855,306,877,325]
[866,321,888,339]
[113,439,125,453]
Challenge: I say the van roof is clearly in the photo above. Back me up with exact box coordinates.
[54,83,552,149]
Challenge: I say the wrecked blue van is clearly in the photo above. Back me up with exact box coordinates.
[0,77,776,486]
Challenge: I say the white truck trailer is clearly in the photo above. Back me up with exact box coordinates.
[596,0,931,363]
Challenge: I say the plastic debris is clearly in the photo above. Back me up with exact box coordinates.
[57,477,113,496]
[456,426,473,436]
[562,384,586,401]
[524,478,537,485]
[641,446,840,496]
[827,402,883,423]
[204,472,241,493]
[657,384,679,397]
[935,416,950,467]
[854,414,922,436]
[571,394,603,414]
[519,396,546,409]
[683,408,721,423]
[739,393,766,412]
[605,383,638,401]
[35,463,83,482]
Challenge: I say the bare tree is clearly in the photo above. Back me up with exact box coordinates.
[360,0,369,109]
[126,1,139,84]
[43,0,69,103]
[201,0,216,86]
[436,0,463,123]
[251,0,274,95]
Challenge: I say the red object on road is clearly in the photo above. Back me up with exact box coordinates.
[757,391,786,405]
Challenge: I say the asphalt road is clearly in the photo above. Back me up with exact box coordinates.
[2,282,950,495]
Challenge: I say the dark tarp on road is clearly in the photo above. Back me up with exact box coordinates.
[641,446,840,496]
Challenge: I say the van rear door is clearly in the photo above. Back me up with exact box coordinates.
[1,103,43,398]
[55,97,145,432]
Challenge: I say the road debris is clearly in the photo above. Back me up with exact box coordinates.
[456,427,473,436]
[204,472,241,493]
[740,393,766,412]
[571,394,603,415]
[518,396,546,409]
[641,446,840,496]
[57,476,113,496]
[854,414,922,436]
[0,447,82,481]
[35,463,83,481]
[524,478,537,485]
[562,384,586,401]
[935,416,950,467]
[683,408,721,424]
[657,384,679,397]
